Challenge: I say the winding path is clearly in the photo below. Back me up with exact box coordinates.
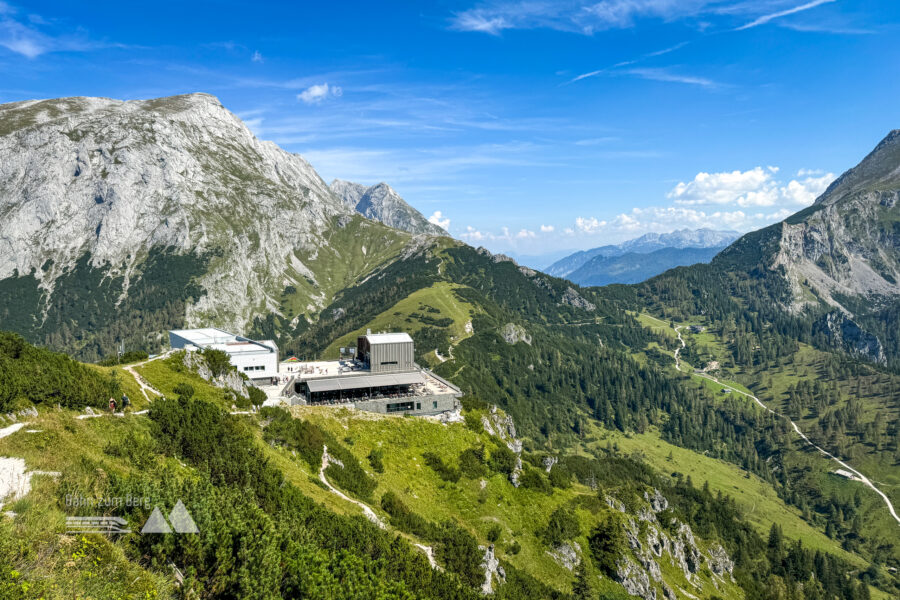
[318,445,441,566]
[671,321,899,526]
[123,351,172,402]
[319,445,385,528]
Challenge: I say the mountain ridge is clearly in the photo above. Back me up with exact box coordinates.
[330,178,446,236]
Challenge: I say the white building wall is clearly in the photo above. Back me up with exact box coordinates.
[229,351,278,380]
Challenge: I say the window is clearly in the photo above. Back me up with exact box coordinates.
[433,401,438,409]
[386,401,415,413]
[416,402,421,410]
[380,361,398,365]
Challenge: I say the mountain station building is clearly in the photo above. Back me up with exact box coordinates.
[285,331,461,416]
[169,328,279,380]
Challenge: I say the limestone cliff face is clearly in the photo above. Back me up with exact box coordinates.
[330,179,447,236]
[770,188,900,313]
[0,93,415,337]
[717,130,900,317]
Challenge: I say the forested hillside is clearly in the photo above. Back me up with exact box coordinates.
[1,335,891,599]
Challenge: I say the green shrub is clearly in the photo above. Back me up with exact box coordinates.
[519,468,552,494]
[588,513,626,577]
[423,452,461,483]
[380,491,438,539]
[540,507,580,546]
[97,350,149,366]
[248,386,266,408]
[201,348,232,377]
[436,521,482,588]
[548,463,573,489]
[368,448,385,473]
[488,446,517,475]
[173,382,195,400]
[0,331,118,411]
[458,446,487,478]
[487,524,502,543]
[259,406,376,500]
[463,411,483,433]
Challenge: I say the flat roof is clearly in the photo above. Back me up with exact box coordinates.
[170,328,238,345]
[170,329,276,354]
[208,342,275,355]
[364,332,413,345]
[305,372,425,393]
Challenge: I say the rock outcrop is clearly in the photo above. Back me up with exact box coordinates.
[604,489,737,600]
[182,350,248,398]
[482,406,523,485]
[500,323,531,345]
[479,544,505,595]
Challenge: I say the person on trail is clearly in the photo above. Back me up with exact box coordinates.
[109,398,117,413]
[121,394,130,412]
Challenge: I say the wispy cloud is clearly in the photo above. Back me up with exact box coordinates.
[736,0,838,31]
[453,0,854,40]
[450,1,716,35]
[624,67,719,88]
[567,41,709,87]
[570,64,721,88]
[0,2,121,58]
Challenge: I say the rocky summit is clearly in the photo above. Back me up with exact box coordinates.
[330,179,446,236]
[0,93,444,357]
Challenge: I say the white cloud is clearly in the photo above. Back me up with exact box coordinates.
[540,224,555,232]
[459,224,542,244]
[575,216,607,233]
[428,210,451,230]
[297,83,343,104]
[667,166,834,208]
[460,226,487,242]
[251,50,263,63]
[737,0,837,31]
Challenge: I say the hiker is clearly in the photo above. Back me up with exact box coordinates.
[121,394,130,412]
[109,397,117,413]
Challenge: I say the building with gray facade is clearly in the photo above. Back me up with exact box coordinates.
[285,332,461,416]
[356,332,415,373]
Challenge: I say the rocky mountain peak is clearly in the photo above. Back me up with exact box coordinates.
[0,93,399,340]
[329,179,446,236]
[814,129,900,207]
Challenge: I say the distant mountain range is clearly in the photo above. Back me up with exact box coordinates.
[546,228,739,284]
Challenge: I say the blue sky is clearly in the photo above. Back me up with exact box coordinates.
[2,1,899,256]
